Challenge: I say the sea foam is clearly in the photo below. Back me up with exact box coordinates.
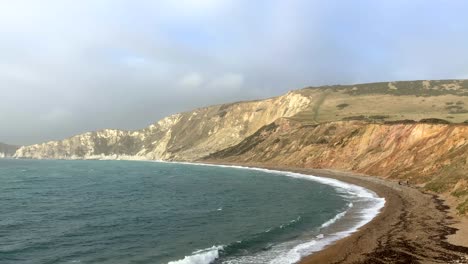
[320,202,353,229]
[168,246,224,264]
[161,161,385,264]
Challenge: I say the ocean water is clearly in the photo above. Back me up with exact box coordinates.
[0,159,384,264]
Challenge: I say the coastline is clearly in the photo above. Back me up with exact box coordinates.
[12,158,468,263]
[153,159,386,263]
[200,161,468,263]
[254,166,468,264]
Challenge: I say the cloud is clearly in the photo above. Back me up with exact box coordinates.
[1,0,468,144]
[0,63,42,84]
[178,72,204,89]
[39,108,72,123]
[209,73,244,92]
[156,0,232,19]
[121,56,149,68]
[178,72,244,92]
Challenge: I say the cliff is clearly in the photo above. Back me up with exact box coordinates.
[14,79,468,161]
[205,119,468,214]
[14,91,312,160]
[13,79,468,213]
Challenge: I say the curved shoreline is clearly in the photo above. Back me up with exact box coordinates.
[158,161,386,263]
[258,166,468,264]
[198,162,468,263]
[14,158,468,263]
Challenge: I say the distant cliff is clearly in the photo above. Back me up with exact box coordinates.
[14,79,468,161]
[0,143,20,158]
[14,91,312,160]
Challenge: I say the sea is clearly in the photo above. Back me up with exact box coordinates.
[0,159,384,264]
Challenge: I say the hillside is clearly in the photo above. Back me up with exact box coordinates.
[13,79,468,213]
[14,92,311,160]
[0,143,19,158]
[204,118,468,214]
[14,79,468,161]
[292,79,468,124]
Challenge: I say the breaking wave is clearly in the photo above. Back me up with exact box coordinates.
[159,161,385,264]
[168,246,224,264]
[320,202,353,229]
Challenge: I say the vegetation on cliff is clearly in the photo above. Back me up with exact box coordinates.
[13,79,468,213]
[205,118,468,214]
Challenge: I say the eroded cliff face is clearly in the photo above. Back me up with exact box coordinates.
[14,79,468,161]
[14,91,312,160]
[12,80,468,213]
[206,119,468,213]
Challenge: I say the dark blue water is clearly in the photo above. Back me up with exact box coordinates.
[0,159,361,264]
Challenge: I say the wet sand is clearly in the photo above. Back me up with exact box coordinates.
[276,167,468,264]
[204,161,468,263]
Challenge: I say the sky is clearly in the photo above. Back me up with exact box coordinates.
[1,0,468,145]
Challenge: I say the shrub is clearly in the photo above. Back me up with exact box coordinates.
[419,118,451,124]
[336,103,350,110]
[452,189,468,198]
[384,119,416,124]
[445,105,463,111]
[342,115,367,121]
[456,199,468,215]
[369,115,390,120]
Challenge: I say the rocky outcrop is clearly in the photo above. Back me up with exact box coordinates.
[14,91,312,160]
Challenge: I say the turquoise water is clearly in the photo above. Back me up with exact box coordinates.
[0,159,383,264]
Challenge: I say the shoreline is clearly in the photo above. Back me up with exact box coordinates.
[7,158,386,264]
[151,159,387,263]
[200,161,468,263]
[254,166,468,264]
[11,158,468,263]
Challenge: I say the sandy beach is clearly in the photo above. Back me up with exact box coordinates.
[270,167,468,264]
[206,162,468,263]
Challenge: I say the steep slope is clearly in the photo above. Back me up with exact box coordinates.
[205,119,468,214]
[0,143,19,158]
[13,79,468,213]
[14,79,468,161]
[14,92,311,160]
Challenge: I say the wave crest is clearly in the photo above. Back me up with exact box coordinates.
[156,161,386,264]
[167,246,223,264]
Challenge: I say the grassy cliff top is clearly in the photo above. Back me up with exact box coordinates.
[290,79,468,124]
